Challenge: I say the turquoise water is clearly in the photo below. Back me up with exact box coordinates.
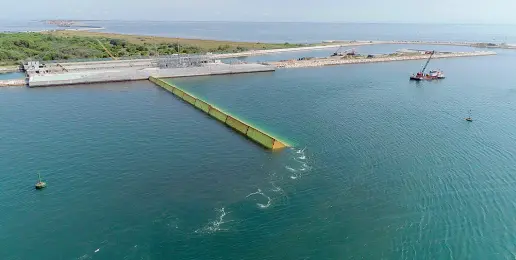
[0,72,24,80]
[3,48,516,259]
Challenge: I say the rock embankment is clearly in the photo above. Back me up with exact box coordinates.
[0,79,26,87]
[268,51,496,69]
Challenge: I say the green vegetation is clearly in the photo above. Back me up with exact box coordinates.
[0,31,311,65]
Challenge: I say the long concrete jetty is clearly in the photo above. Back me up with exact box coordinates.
[149,77,288,150]
[269,51,496,69]
[28,62,275,87]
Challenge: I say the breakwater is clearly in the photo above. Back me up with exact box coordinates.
[269,51,496,68]
[149,77,288,150]
[0,79,25,87]
[0,66,21,74]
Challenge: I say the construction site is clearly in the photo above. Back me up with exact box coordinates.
[21,54,275,87]
[0,39,503,87]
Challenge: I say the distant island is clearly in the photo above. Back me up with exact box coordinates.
[44,20,103,29]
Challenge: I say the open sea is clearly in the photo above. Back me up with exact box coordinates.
[2,21,516,260]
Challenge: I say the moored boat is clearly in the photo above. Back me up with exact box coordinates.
[410,51,445,81]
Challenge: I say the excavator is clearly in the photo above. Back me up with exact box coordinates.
[331,46,356,57]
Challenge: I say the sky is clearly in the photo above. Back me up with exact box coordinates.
[4,0,516,24]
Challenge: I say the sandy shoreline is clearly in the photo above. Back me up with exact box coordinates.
[211,42,375,58]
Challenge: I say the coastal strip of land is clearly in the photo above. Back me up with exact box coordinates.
[1,30,513,67]
[0,31,315,66]
[328,40,516,49]
[44,31,316,54]
[0,30,504,87]
[267,51,496,68]
[212,42,367,58]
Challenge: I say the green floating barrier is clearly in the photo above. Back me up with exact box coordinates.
[149,76,288,150]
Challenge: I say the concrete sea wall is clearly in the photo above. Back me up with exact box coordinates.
[149,77,288,150]
[28,63,275,87]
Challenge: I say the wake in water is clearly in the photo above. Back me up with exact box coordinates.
[246,188,272,209]
[270,180,283,193]
[285,147,312,180]
[197,146,313,230]
[195,207,231,234]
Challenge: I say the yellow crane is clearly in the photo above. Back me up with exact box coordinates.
[96,39,117,60]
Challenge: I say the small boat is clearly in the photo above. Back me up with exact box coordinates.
[35,173,46,189]
[410,51,445,81]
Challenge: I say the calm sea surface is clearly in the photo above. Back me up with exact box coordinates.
[2,20,516,43]
[2,22,516,259]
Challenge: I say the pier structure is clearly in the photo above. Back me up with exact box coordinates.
[25,55,275,87]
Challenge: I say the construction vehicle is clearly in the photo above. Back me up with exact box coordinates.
[331,46,356,57]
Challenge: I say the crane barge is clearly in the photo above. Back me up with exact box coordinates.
[410,51,445,81]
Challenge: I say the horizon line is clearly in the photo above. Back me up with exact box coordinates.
[3,19,516,26]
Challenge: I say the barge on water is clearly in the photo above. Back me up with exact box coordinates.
[410,51,445,81]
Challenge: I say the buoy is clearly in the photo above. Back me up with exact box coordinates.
[35,173,46,189]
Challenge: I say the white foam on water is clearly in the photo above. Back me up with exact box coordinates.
[77,254,91,260]
[258,198,271,209]
[284,147,314,180]
[195,207,231,234]
[270,181,283,193]
[246,188,272,209]
[285,166,297,172]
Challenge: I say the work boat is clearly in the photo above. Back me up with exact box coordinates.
[410,51,445,81]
